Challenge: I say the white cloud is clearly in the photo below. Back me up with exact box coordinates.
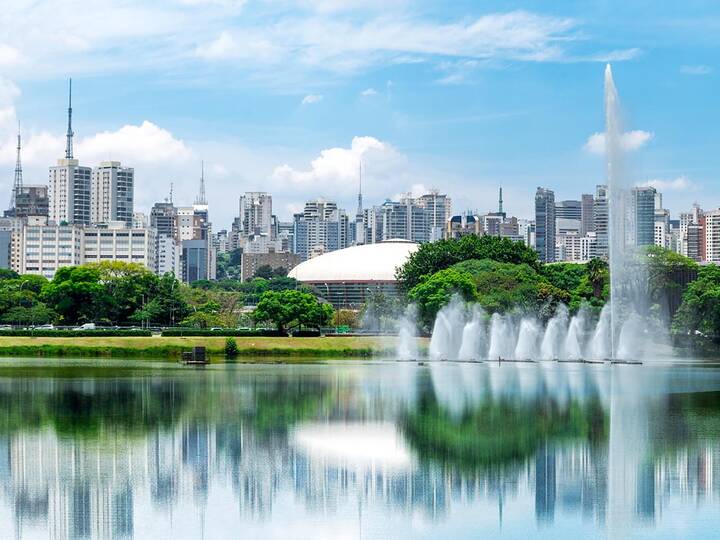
[681,65,712,75]
[193,30,279,61]
[360,88,378,97]
[584,130,653,155]
[587,48,641,62]
[77,121,192,164]
[270,136,406,198]
[640,176,696,192]
[180,0,246,7]
[0,44,22,67]
[301,94,323,105]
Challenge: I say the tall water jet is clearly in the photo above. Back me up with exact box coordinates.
[396,305,419,360]
[565,307,588,360]
[487,313,514,360]
[514,318,541,360]
[458,305,486,360]
[428,295,466,360]
[605,64,648,358]
[541,304,569,360]
[591,304,612,359]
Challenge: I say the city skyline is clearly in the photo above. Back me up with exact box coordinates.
[0,2,718,226]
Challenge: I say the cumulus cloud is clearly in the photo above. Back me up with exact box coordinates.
[360,88,378,97]
[681,65,712,75]
[77,121,192,164]
[270,136,406,195]
[301,94,323,105]
[640,176,696,191]
[584,130,653,155]
[0,45,22,67]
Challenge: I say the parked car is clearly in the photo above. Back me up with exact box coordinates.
[73,323,96,331]
[33,324,55,330]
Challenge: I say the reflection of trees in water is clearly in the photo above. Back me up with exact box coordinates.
[402,378,608,472]
[0,376,184,438]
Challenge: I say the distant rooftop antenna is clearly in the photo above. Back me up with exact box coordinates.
[195,161,207,205]
[9,122,22,210]
[169,182,174,204]
[65,78,74,159]
[499,187,504,215]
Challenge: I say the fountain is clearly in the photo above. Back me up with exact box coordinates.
[400,65,658,363]
[396,305,419,360]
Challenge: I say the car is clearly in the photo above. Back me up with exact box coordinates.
[34,324,55,330]
[73,323,96,331]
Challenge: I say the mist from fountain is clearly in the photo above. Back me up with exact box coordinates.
[425,300,644,362]
[396,305,419,360]
[458,305,487,360]
[541,304,568,360]
[565,306,589,360]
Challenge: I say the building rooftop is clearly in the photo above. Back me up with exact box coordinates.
[288,240,419,283]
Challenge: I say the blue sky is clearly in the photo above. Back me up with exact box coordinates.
[0,0,718,226]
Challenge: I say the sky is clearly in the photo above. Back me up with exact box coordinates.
[0,0,718,227]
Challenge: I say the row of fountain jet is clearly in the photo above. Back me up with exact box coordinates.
[402,297,648,362]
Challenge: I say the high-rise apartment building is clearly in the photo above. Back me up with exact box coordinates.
[238,192,273,236]
[535,187,556,263]
[703,210,720,264]
[90,161,134,225]
[593,185,609,257]
[292,200,351,261]
[48,159,92,225]
[415,190,452,242]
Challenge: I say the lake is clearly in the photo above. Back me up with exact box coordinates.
[0,358,719,539]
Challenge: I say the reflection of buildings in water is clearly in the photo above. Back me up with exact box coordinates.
[0,368,720,537]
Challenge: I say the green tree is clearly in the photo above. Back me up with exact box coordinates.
[89,261,160,324]
[253,289,333,333]
[407,268,478,328]
[397,235,540,291]
[0,304,55,325]
[672,264,720,340]
[41,266,111,324]
[254,265,276,279]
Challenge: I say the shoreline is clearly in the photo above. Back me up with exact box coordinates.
[0,336,414,359]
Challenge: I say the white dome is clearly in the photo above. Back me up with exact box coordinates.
[289,241,419,282]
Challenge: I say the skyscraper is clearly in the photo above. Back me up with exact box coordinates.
[581,193,595,236]
[535,187,556,263]
[48,79,91,225]
[555,200,582,220]
[631,186,656,247]
[594,185,609,257]
[91,161,134,225]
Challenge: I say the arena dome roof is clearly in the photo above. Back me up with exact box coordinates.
[288,240,419,283]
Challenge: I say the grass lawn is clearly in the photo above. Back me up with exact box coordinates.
[0,335,421,359]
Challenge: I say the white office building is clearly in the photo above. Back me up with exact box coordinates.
[19,222,84,279]
[157,234,181,276]
[83,225,156,272]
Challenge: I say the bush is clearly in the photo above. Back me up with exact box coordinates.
[224,337,239,357]
[161,328,282,337]
[0,329,152,337]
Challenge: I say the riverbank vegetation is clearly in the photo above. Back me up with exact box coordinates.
[0,335,400,359]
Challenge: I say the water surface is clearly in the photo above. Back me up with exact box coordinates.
[0,358,719,539]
